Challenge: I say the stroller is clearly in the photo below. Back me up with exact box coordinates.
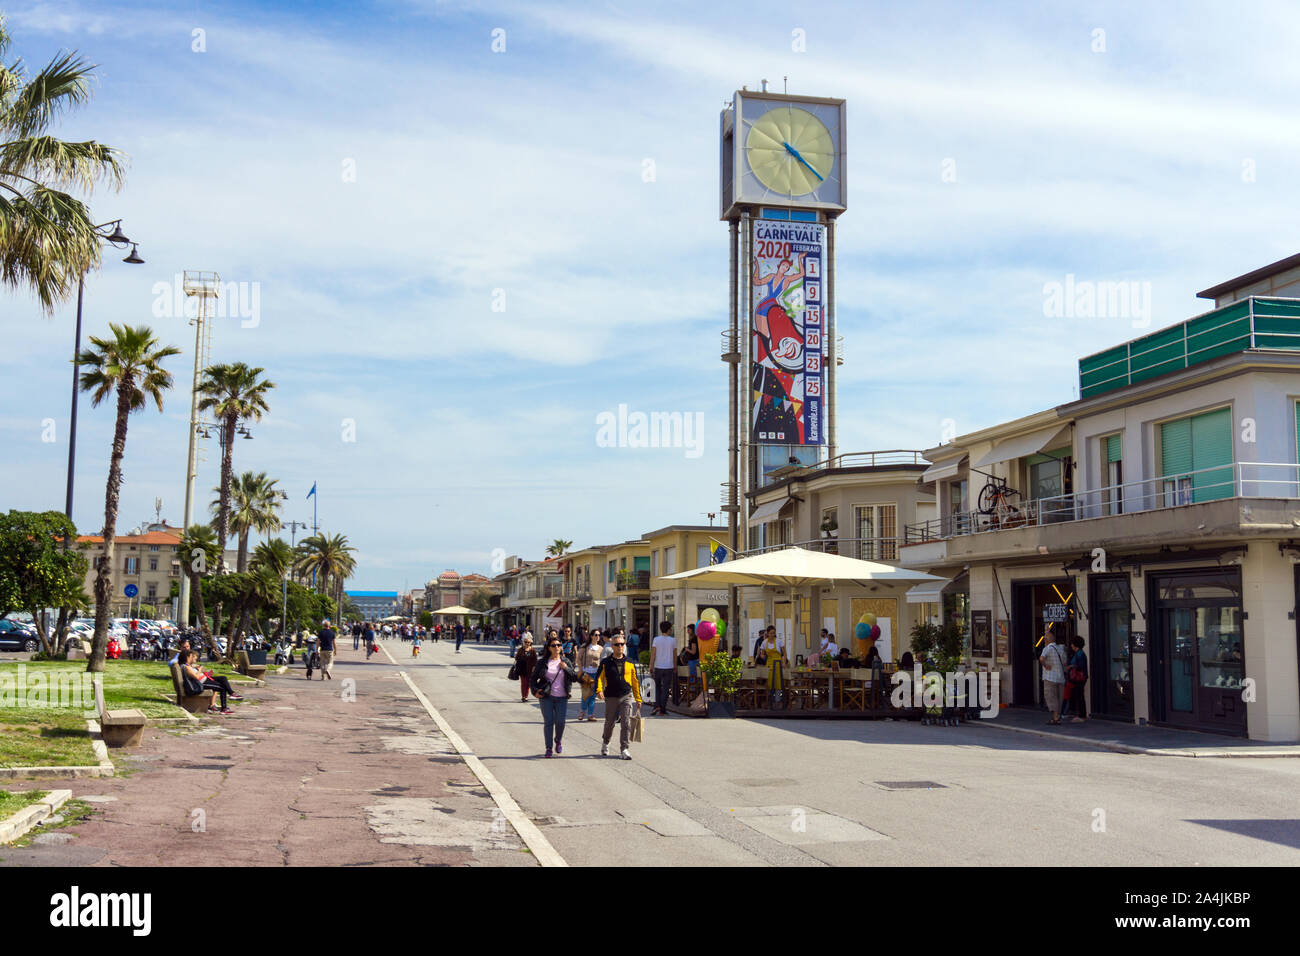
[304,639,321,679]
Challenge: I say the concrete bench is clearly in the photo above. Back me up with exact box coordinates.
[235,650,268,681]
[169,662,214,714]
[94,678,147,749]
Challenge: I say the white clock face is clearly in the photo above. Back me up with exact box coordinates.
[745,106,834,197]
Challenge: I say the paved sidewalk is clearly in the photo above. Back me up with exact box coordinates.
[0,648,537,866]
[982,706,1300,757]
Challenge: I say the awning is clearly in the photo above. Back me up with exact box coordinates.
[972,424,1071,468]
[941,571,969,595]
[920,457,965,483]
[905,578,949,604]
[748,498,793,525]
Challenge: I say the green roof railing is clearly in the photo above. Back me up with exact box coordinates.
[1079,296,1300,399]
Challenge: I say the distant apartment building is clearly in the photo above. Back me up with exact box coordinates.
[346,590,400,620]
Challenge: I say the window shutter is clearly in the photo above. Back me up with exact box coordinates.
[1190,407,1233,502]
[1160,417,1192,478]
[1105,433,1122,463]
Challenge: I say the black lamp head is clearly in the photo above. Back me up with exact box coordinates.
[105,222,130,245]
[123,244,144,264]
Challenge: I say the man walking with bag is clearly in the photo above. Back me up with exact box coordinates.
[596,630,642,759]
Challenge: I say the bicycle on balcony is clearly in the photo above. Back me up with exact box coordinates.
[977,476,1025,529]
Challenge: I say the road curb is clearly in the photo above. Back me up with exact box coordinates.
[0,788,72,844]
[979,719,1300,757]
[379,643,566,867]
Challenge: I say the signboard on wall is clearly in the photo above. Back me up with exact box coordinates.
[751,220,825,445]
[971,610,993,658]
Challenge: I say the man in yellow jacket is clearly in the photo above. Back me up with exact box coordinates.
[596,631,643,759]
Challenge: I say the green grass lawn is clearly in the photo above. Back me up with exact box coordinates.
[0,789,49,818]
[0,658,257,768]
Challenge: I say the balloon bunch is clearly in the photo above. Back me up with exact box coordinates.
[854,612,882,650]
[697,607,726,642]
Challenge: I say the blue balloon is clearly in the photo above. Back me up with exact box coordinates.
[855,622,870,641]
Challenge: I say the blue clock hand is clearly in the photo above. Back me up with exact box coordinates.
[782,141,824,182]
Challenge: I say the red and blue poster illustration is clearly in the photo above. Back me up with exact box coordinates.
[751,220,825,445]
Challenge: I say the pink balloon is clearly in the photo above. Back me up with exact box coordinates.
[696,621,717,641]
[870,624,881,640]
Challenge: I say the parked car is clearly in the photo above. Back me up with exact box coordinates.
[0,617,40,652]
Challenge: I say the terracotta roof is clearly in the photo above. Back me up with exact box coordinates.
[77,530,182,545]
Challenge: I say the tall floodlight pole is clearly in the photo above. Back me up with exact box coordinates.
[178,271,220,626]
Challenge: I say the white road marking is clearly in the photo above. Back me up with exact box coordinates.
[378,641,567,867]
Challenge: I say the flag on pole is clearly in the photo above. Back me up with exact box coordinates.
[709,538,729,564]
[307,482,316,500]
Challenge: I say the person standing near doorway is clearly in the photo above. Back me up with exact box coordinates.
[650,621,677,716]
[1064,635,1088,722]
[596,631,642,759]
[1040,632,1068,725]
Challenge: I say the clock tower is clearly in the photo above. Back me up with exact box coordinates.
[719,88,847,574]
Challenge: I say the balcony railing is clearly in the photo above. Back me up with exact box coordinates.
[903,462,1297,543]
[563,584,592,601]
[738,536,902,563]
[616,570,651,591]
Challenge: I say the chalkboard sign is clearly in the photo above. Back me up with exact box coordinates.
[1131,630,1147,653]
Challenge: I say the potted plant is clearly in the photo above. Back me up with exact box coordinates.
[700,651,744,718]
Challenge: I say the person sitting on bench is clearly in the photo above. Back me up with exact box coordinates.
[181,650,244,714]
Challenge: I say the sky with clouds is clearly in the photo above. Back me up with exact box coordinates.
[3,0,1299,592]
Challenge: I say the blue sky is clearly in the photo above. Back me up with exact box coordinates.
[3,0,1299,591]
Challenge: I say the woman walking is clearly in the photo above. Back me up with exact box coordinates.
[1065,636,1089,722]
[576,629,603,721]
[532,634,580,757]
[514,635,538,703]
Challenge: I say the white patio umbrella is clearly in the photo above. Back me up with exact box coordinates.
[432,605,478,617]
[663,546,944,652]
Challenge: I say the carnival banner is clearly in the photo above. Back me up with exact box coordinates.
[750,220,825,445]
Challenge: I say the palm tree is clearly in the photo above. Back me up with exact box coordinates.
[0,17,126,311]
[214,471,282,573]
[295,532,356,619]
[177,523,219,639]
[546,539,573,557]
[252,537,294,579]
[196,363,274,570]
[77,324,180,672]
[251,537,293,637]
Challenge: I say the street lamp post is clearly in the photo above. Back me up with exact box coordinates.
[57,221,143,641]
[283,516,311,639]
[64,220,144,522]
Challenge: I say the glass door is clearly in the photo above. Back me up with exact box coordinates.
[1089,576,1132,719]
[1152,570,1246,735]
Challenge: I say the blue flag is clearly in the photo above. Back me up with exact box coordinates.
[709,538,728,564]
[307,482,316,499]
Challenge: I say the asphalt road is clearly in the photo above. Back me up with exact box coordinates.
[396,641,1300,867]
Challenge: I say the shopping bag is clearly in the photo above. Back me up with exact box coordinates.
[630,715,644,743]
